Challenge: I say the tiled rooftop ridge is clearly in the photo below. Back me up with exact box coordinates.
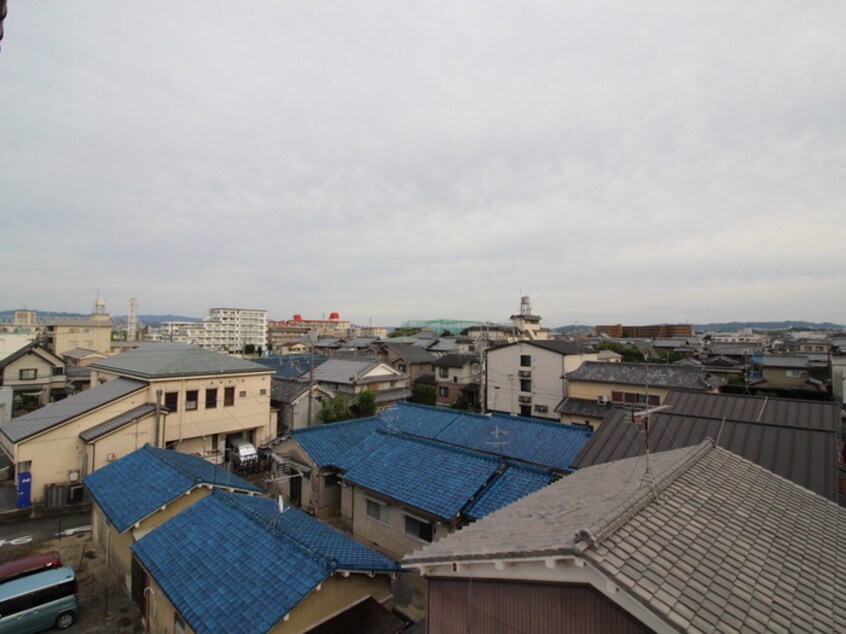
[575,441,713,550]
[215,492,335,570]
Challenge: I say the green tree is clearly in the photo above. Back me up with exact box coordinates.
[593,341,645,363]
[411,383,436,406]
[353,389,378,418]
[389,327,420,338]
[318,395,352,423]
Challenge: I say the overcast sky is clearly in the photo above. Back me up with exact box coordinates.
[1,2,844,327]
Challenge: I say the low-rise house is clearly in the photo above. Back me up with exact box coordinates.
[573,390,841,502]
[487,340,598,419]
[371,342,437,384]
[405,441,846,633]
[82,443,260,592]
[309,357,410,410]
[0,343,66,411]
[433,353,481,408]
[0,342,273,506]
[131,490,403,634]
[558,362,723,428]
[269,377,335,434]
[748,354,828,396]
[274,402,592,523]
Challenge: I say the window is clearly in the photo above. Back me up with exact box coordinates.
[520,379,531,392]
[366,499,390,524]
[18,368,37,380]
[224,387,235,407]
[785,369,806,378]
[259,388,267,396]
[205,388,218,408]
[174,614,187,634]
[52,367,64,376]
[398,363,407,373]
[405,515,433,542]
[185,390,198,411]
[438,386,449,397]
[164,392,178,411]
[520,354,531,367]
[534,404,549,413]
[239,390,247,398]
[438,367,449,378]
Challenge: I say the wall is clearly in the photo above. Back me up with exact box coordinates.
[84,413,159,473]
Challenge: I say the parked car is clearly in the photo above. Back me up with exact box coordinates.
[0,566,78,633]
[0,552,62,585]
[226,438,258,469]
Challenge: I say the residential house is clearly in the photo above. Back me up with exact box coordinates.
[131,490,403,634]
[82,444,260,593]
[309,357,410,410]
[433,354,481,408]
[275,340,308,355]
[748,354,828,396]
[557,362,723,429]
[573,390,842,502]
[487,340,598,419]
[0,342,273,505]
[0,343,66,412]
[372,341,437,385]
[273,402,592,522]
[269,377,335,434]
[703,341,763,363]
[404,442,846,633]
[253,353,328,379]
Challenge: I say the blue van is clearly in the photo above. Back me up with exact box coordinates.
[0,566,78,633]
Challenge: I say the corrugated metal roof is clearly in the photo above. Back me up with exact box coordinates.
[83,444,259,532]
[404,443,846,632]
[131,491,400,634]
[572,390,840,500]
[89,342,271,378]
[1,377,147,443]
[79,403,158,442]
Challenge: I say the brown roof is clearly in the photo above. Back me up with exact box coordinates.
[572,390,841,500]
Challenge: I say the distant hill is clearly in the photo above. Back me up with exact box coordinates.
[0,310,201,329]
[554,321,845,333]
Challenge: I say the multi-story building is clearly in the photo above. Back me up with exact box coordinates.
[595,323,694,338]
[267,313,352,351]
[486,341,598,419]
[196,307,267,353]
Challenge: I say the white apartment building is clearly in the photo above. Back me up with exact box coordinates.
[158,309,267,353]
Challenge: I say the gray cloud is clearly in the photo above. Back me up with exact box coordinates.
[1,1,844,326]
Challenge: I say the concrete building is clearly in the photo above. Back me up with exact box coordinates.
[486,341,597,419]
[595,323,694,338]
[194,307,267,353]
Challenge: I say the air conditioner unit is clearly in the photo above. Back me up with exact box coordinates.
[597,395,609,405]
[68,469,80,483]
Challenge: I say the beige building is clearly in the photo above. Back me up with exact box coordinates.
[44,316,113,357]
[0,343,66,411]
[0,342,273,505]
[486,340,598,419]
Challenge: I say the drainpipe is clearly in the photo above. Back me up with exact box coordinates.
[155,389,162,448]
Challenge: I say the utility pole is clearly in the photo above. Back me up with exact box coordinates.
[306,329,316,426]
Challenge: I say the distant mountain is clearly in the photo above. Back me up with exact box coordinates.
[0,309,201,329]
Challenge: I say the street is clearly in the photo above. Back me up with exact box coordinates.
[0,511,91,550]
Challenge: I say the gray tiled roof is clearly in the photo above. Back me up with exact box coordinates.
[555,397,611,419]
[573,390,841,500]
[1,378,147,443]
[311,357,396,384]
[61,347,102,361]
[433,353,478,368]
[379,342,437,364]
[755,354,810,368]
[89,342,271,378]
[565,361,720,390]
[79,403,158,442]
[405,442,846,633]
[269,377,310,404]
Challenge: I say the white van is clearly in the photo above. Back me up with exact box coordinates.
[226,438,257,469]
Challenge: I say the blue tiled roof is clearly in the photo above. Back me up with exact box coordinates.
[435,411,592,472]
[341,430,552,521]
[83,444,259,533]
[131,491,400,634]
[464,464,555,520]
[292,402,590,474]
[293,417,384,468]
